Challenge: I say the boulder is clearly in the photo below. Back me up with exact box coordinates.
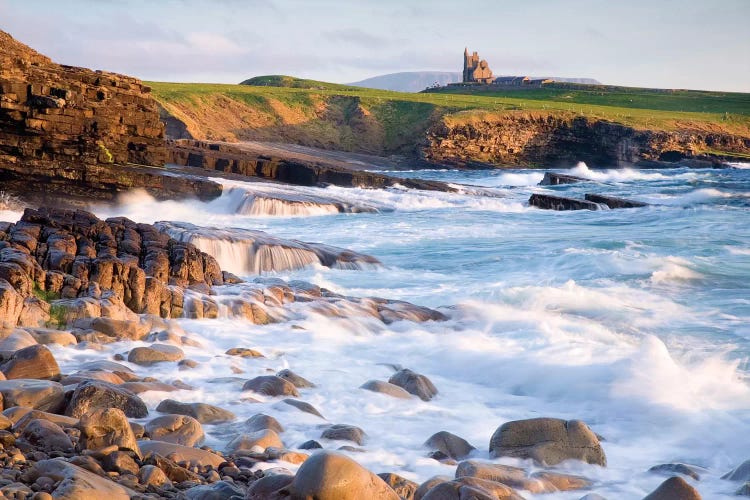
[649,463,705,481]
[378,473,419,500]
[243,375,299,397]
[424,431,475,460]
[360,380,412,399]
[277,368,315,388]
[11,409,77,432]
[584,193,647,209]
[19,418,74,452]
[489,417,606,466]
[101,451,140,475]
[415,476,452,500]
[0,344,60,380]
[0,279,23,327]
[321,424,366,446]
[145,414,205,447]
[185,481,245,500]
[538,172,588,185]
[421,477,524,500]
[280,398,325,418]
[127,344,184,365]
[288,451,400,500]
[388,369,438,401]
[0,328,37,354]
[226,429,283,453]
[33,458,137,499]
[138,464,172,488]
[226,347,264,358]
[246,474,294,499]
[246,413,284,433]
[529,194,599,211]
[138,440,225,468]
[28,328,77,347]
[642,476,701,500]
[65,380,148,418]
[77,408,141,457]
[155,399,236,423]
[723,459,750,481]
[0,379,65,412]
[71,317,150,341]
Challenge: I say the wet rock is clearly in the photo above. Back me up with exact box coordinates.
[246,473,294,499]
[388,369,438,401]
[246,413,284,433]
[321,424,366,446]
[584,193,647,208]
[138,440,225,467]
[723,459,750,481]
[60,369,126,386]
[71,317,150,341]
[243,375,299,397]
[642,476,701,500]
[280,398,325,418]
[226,429,284,453]
[155,399,236,423]
[489,417,606,466]
[185,480,245,499]
[538,172,589,185]
[421,477,523,500]
[288,450,400,500]
[0,328,37,354]
[299,440,323,450]
[120,381,179,394]
[141,453,200,483]
[378,472,419,500]
[529,193,600,211]
[360,380,412,399]
[424,431,476,460]
[18,419,74,452]
[127,344,184,365]
[77,408,141,457]
[276,368,315,388]
[649,463,705,481]
[455,461,533,492]
[226,347,264,358]
[28,328,77,347]
[0,344,60,380]
[0,379,65,412]
[0,279,23,327]
[145,414,205,447]
[66,380,148,418]
[35,458,137,498]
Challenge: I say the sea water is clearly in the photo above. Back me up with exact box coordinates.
[7,163,750,498]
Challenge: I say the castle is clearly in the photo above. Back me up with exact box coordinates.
[462,48,494,84]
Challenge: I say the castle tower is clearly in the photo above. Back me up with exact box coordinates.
[463,48,493,84]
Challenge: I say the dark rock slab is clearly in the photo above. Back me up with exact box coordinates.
[539,172,590,185]
[585,193,647,208]
[529,193,599,211]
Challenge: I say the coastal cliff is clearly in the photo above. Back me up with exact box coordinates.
[422,111,750,167]
[0,31,220,202]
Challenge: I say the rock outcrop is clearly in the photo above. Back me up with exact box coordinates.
[424,112,750,168]
[0,30,221,202]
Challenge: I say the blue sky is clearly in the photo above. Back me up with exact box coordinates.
[1,0,748,91]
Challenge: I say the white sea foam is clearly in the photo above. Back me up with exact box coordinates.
[567,161,701,183]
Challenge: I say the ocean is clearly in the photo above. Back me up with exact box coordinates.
[6,162,748,498]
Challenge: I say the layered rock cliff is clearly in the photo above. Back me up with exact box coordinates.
[423,112,750,167]
[0,31,220,201]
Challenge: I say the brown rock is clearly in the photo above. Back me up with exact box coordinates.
[65,380,148,418]
[360,380,413,399]
[33,458,137,499]
[13,409,78,432]
[226,429,284,453]
[289,451,400,500]
[425,431,475,460]
[155,399,235,423]
[138,464,172,488]
[1,344,60,380]
[415,476,452,500]
[388,369,438,401]
[246,473,294,499]
[138,440,225,468]
[127,344,184,365]
[281,398,325,418]
[101,450,140,475]
[489,418,606,466]
[321,424,366,446]
[246,413,284,433]
[277,368,315,388]
[145,414,204,447]
[379,473,419,500]
[77,408,141,457]
[0,379,65,412]
[243,375,299,397]
[19,419,74,452]
[642,476,702,500]
[0,279,23,327]
[226,347,264,358]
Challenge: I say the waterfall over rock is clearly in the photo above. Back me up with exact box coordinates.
[155,221,380,275]
[223,185,379,216]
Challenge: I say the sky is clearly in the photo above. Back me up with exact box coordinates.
[1,0,749,92]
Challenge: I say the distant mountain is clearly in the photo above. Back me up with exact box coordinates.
[349,72,601,92]
[349,72,462,92]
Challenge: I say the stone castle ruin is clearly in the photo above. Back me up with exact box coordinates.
[462,48,494,84]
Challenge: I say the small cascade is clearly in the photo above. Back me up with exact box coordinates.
[222,185,378,216]
[156,221,380,275]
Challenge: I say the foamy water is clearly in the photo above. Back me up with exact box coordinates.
[14,164,749,498]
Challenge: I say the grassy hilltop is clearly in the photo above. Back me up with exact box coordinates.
[149,76,750,159]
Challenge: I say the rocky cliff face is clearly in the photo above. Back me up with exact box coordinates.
[423,112,750,167]
[0,31,218,202]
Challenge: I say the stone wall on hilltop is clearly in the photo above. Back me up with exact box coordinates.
[0,30,168,197]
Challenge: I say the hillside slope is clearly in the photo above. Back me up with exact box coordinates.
[150,78,750,167]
